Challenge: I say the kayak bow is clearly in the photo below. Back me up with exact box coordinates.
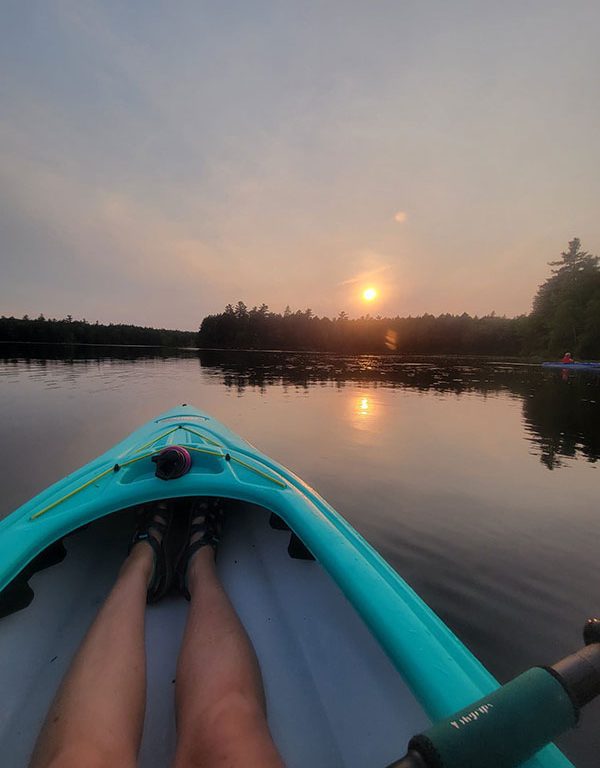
[0,405,575,767]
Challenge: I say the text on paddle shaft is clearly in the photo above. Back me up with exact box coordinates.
[450,703,494,730]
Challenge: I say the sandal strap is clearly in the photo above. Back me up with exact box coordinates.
[186,537,216,559]
[132,530,161,557]
[130,507,173,603]
[190,522,209,534]
[146,520,167,538]
[178,501,224,600]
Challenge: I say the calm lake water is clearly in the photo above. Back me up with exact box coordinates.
[1,345,600,766]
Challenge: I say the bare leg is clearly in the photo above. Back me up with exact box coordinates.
[173,547,283,768]
[29,543,153,768]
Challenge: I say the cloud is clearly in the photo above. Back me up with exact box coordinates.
[394,210,407,223]
[339,262,392,286]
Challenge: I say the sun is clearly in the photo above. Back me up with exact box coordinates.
[362,287,377,302]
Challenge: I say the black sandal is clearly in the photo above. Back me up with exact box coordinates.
[176,498,225,600]
[129,502,175,603]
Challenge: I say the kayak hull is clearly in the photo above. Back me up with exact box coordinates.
[0,406,574,767]
[542,361,600,371]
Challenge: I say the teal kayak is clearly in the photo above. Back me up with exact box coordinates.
[0,406,575,767]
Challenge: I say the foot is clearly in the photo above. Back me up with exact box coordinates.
[177,499,224,600]
[129,502,174,603]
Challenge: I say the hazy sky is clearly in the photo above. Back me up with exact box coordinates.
[2,1,599,329]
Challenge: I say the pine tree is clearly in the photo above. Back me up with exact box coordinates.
[532,239,600,355]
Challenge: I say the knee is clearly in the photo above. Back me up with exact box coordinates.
[175,693,274,768]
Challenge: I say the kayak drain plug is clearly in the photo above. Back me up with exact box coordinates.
[152,446,192,480]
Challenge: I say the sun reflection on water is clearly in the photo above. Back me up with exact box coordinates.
[351,393,377,435]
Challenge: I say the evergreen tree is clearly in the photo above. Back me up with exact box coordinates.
[548,238,598,275]
[532,238,600,356]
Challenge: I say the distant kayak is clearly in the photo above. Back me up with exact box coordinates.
[542,361,600,371]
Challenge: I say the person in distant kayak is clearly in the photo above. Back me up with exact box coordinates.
[561,352,574,364]
[29,500,284,768]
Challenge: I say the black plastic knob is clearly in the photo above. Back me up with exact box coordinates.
[583,618,600,646]
[151,445,192,480]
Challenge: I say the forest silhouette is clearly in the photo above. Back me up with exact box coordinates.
[198,240,600,357]
[0,316,196,347]
[2,239,598,358]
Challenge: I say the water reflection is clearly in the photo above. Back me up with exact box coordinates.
[195,351,600,470]
[0,343,195,362]
[521,374,600,470]
[2,345,600,470]
[350,394,377,434]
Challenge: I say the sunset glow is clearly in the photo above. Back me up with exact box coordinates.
[1,4,597,327]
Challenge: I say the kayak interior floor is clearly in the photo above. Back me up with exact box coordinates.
[0,502,429,767]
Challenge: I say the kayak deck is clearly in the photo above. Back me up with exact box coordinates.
[0,405,574,768]
[0,501,429,768]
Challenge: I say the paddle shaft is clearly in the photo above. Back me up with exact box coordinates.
[387,619,600,768]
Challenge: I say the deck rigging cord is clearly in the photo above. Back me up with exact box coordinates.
[29,427,285,520]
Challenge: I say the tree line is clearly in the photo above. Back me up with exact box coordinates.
[198,302,528,355]
[0,315,196,348]
[2,239,598,357]
[198,239,599,357]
